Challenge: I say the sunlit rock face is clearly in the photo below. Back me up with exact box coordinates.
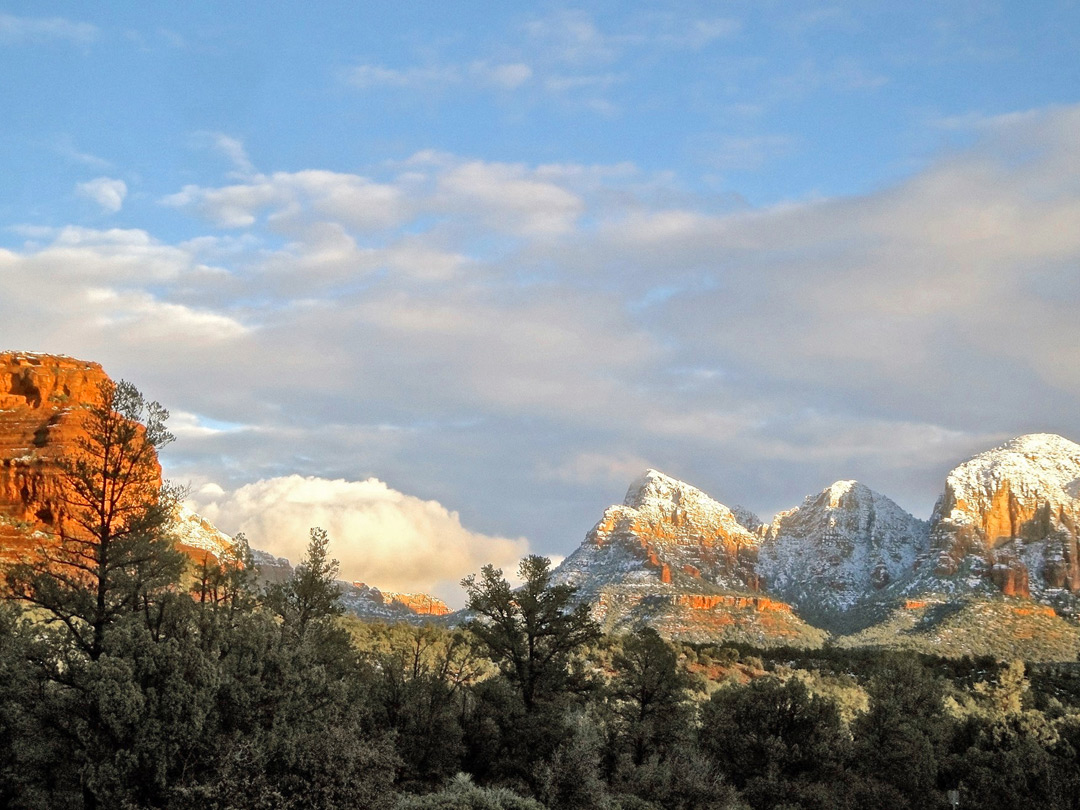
[558,469,762,592]
[383,591,451,616]
[553,470,825,646]
[334,582,450,624]
[0,351,232,568]
[171,502,236,564]
[929,434,1080,602]
[757,481,929,631]
[0,352,115,555]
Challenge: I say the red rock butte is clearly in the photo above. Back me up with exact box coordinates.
[0,352,220,564]
[0,352,115,557]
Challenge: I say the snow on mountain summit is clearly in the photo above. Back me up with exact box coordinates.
[928,432,1080,601]
[555,469,761,592]
[757,480,929,630]
[550,469,827,645]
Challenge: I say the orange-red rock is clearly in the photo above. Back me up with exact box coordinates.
[930,434,1080,599]
[385,591,451,616]
[0,352,115,557]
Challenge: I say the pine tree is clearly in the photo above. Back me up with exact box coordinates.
[265,526,343,638]
[462,555,599,711]
[3,379,183,661]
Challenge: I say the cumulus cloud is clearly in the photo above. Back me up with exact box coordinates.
[191,475,529,605]
[76,177,127,212]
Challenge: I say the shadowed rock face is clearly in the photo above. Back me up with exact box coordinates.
[930,434,1080,600]
[0,352,114,555]
[757,481,929,631]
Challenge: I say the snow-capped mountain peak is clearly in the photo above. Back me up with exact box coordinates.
[756,480,929,631]
[928,432,1080,599]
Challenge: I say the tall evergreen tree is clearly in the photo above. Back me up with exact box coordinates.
[462,555,599,712]
[4,379,183,660]
[265,527,343,639]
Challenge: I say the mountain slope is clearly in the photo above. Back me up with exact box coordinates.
[553,470,825,646]
[757,481,929,632]
[907,434,1080,609]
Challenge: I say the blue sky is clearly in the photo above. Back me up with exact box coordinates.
[2,2,1080,603]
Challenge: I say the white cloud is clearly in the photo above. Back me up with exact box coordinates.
[166,411,252,439]
[0,14,97,44]
[211,133,255,177]
[163,170,407,231]
[470,61,533,89]
[76,177,127,213]
[7,104,1080,554]
[544,452,655,486]
[192,475,529,605]
[436,161,584,236]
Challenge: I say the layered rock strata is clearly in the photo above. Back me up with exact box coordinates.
[924,434,1080,603]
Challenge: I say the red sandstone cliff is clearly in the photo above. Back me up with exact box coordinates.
[0,352,115,556]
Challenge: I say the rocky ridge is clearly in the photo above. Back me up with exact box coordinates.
[757,481,930,632]
[554,437,1080,656]
[552,470,826,646]
[923,434,1080,603]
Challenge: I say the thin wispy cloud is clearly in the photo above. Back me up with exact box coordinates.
[76,177,127,213]
[0,13,97,44]
[348,61,533,91]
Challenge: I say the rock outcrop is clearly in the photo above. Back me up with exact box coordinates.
[0,352,114,556]
[925,434,1080,604]
[552,470,824,646]
[757,481,929,631]
[171,502,237,564]
[384,591,451,616]
[556,469,762,594]
[338,583,452,623]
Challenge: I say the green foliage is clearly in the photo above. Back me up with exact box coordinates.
[701,676,852,809]
[610,627,694,765]
[356,622,487,788]
[396,773,546,810]
[11,405,1080,810]
[850,655,949,808]
[4,379,184,662]
[264,526,343,639]
[462,555,599,711]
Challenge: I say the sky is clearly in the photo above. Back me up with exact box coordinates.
[2,2,1080,605]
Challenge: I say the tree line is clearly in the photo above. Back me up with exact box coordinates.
[3,382,1080,809]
